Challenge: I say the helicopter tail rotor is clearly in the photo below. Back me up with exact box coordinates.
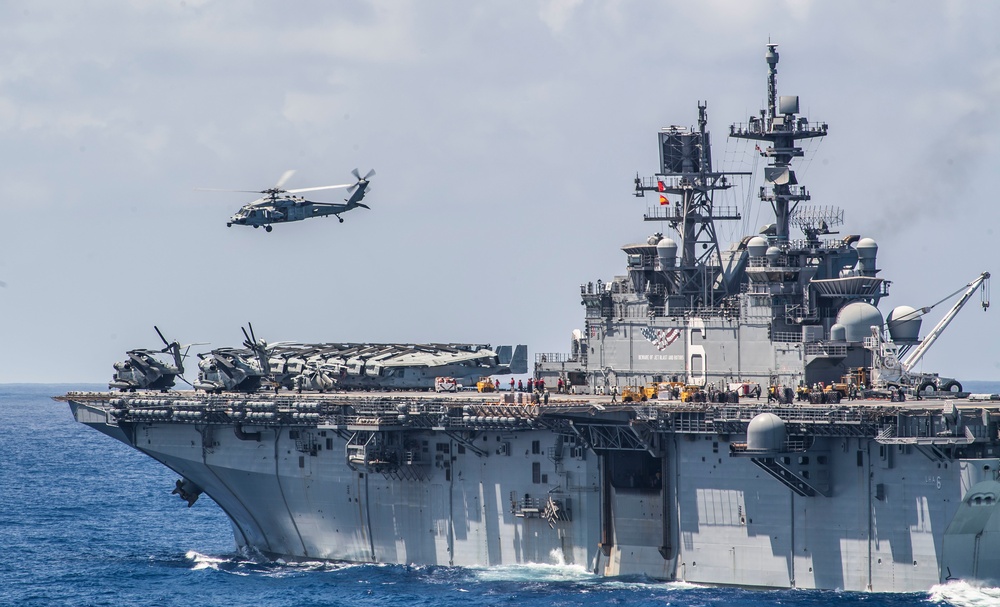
[348,168,376,193]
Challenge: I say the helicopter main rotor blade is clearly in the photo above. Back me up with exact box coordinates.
[286,183,354,194]
[154,326,169,347]
[194,188,265,193]
[275,169,296,189]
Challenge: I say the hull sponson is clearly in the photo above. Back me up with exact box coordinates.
[60,391,1000,592]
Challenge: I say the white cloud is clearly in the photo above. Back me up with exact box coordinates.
[1,1,1000,382]
[539,0,583,34]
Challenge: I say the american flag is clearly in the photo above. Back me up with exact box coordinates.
[641,327,681,350]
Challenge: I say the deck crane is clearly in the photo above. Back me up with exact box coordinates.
[867,271,990,393]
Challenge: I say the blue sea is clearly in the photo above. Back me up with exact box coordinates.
[5,383,1000,607]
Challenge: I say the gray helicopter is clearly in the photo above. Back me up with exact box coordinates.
[109,327,195,392]
[193,323,272,393]
[203,168,375,232]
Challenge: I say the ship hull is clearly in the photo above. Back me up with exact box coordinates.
[65,393,1000,592]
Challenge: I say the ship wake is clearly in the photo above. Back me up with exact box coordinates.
[185,550,361,576]
[928,580,1000,607]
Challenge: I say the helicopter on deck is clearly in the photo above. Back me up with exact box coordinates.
[193,323,274,393]
[109,327,199,392]
[202,168,375,232]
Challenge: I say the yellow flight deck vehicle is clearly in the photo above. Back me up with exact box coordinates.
[621,386,646,402]
[476,377,496,393]
[680,385,705,403]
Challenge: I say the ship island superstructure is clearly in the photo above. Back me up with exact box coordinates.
[536,44,987,398]
[61,45,1000,593]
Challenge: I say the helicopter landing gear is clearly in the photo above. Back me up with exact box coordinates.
[337,216,344,223]
[227,223,231,227]
[265,225,273,232]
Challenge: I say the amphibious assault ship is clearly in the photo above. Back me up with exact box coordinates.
[61,45,1000,592]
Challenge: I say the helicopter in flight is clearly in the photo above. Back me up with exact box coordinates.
[109,327,199,392]
[203,168,375,232]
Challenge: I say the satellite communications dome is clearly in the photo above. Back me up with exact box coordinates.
[747,236,768,258]
[747,413,786,451]
[856,238,878,274]
[657,237,677,268]
[887,305,922,342]
[766,246,782,266]
[835,301,884,342]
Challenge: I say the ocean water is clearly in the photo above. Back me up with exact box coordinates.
[5,383,1000,607]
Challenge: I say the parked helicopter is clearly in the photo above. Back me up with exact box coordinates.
[202,168,375,232]
[109,327,198,392]
[193,323,273,393]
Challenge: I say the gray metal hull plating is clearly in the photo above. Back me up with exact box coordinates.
[64,393,1000,592]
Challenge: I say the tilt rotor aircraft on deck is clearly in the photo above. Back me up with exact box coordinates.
[201,168,375,232]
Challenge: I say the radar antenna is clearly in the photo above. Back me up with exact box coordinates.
[730,43,829,243]
[790,205,844,244]
[633,102,750,305]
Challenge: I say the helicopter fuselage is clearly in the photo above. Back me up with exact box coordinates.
[215,169,373,232]
[228,196,359,230]
[109,350,180,392]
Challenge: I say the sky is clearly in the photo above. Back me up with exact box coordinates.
[1,1,999,383]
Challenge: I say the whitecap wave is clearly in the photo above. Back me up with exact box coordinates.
[186,550,230,571]
[928,580,1000,607]
[470,560,595,583]
[599,579,705,591]
[185,550,357,576]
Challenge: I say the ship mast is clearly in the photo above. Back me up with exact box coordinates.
[634,103,748,308]
[730,44,828,243]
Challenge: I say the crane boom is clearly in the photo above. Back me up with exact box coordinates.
[902,271,990,372]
